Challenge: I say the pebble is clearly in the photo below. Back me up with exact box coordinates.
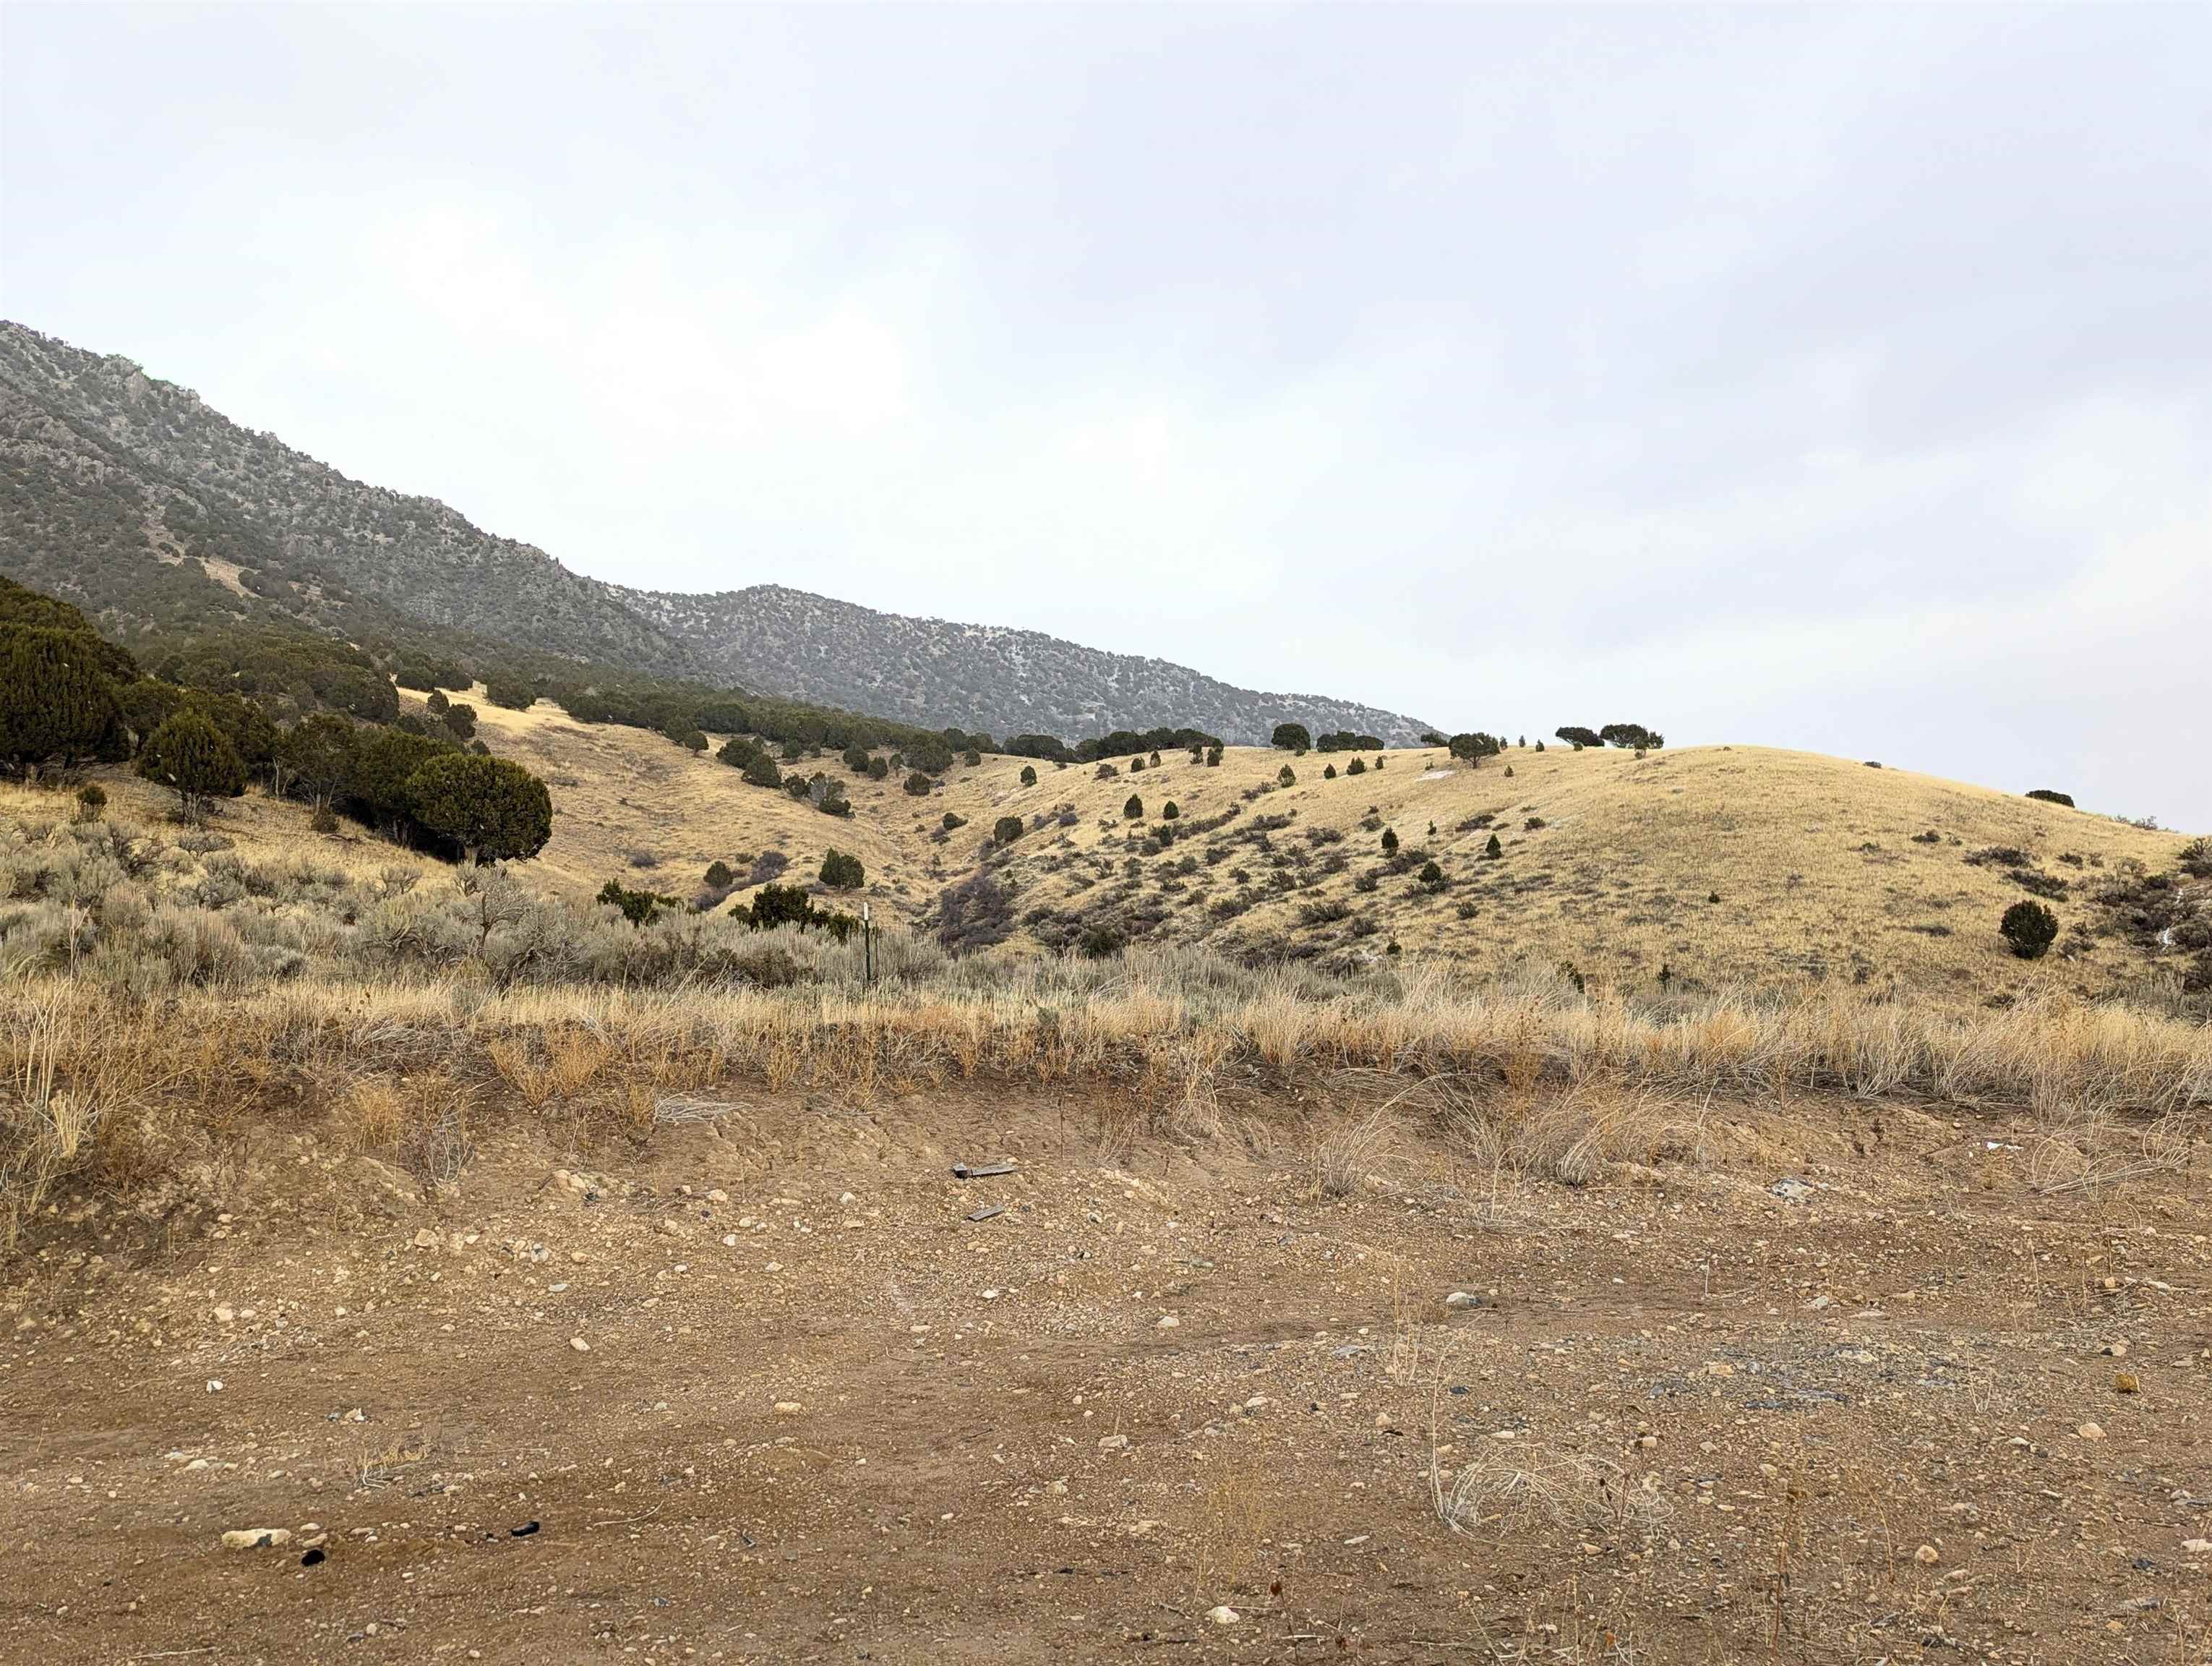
[570,1337,591,1353]
[1444,1291,1485,1310]
[1207,1605,1240,1626]
[411,1229,440,1250]
[2115,1372,2141,1394]
[2077,1422,2106,1440]
[1155,1315,1180,1330]
[1099,1434,1130,1451]
[1913,1545,1939,1565]
[774,1401,804,1416]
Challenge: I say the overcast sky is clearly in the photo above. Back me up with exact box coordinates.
[3,5,2205,826]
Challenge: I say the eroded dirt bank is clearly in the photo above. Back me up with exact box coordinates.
[4,1085,2208,1663]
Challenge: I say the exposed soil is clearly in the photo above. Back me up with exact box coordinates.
[4,1086,2210,1664]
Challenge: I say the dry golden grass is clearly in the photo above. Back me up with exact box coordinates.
[5,956,2205,1246]
[344,701,2205,1001]
[39,694,2194,1008]
[937,741,2192,997]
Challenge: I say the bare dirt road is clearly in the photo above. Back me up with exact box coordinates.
[5,1085,2208,1664]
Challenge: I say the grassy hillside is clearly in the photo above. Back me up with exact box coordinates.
[40,701,2198,1004]
[936,739,2198,999]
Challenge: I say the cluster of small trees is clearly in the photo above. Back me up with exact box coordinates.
[2,577,554,860]
[1555,723,1664,751]
[1270,723,1390,755]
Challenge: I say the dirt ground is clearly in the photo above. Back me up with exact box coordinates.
[4,1085,2210,1665]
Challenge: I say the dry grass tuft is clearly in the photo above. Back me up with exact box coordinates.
[1433,1439,1673,1547]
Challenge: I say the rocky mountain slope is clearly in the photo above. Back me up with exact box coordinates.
[0,320,1431,743]
[611,581,1430,744]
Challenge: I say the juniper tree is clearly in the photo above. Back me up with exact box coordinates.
[137,711,246,822]
[406,753,554,863]
[276,712,357,813]
[0,626,129,779]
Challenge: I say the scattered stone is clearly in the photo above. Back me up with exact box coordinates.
[1155,1315,1180,1330]
[569,1337,591,1353]
[1099,1434,1130,1451]
[774,1401,804,1416]
[1207,1605,1241,1626]
[1914,1545,1939,1565]
[2115,1372,2141,1394]
[411,1229,440,1250]
[2078,1422,2106,1440]
[1444,1291,1486,1310]
[1770,1177,1812,1202]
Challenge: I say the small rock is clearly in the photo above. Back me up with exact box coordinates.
[706,1189,729,1204]
[222,1528,292,1550]
[1444,1291,1486,1310]
[1098,1434,1130,1451]
[1913,1545,1939,1565]
[2184,1538,2212,1555]
[2078,1422,2106,1440]
[774,1401,804,1415]
[569,1336,591,1353]
[411,1229,440,1250]
[1155,1315,1180,1330]
[1207,1605,1241,1626]
[2116,1372,2141,1394]
[1770,1177,1812,1202]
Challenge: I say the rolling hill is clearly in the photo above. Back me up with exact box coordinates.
[0,319,1430,746]
[35,693,2204,1004]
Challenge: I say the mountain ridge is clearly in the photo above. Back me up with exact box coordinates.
[0,320,1434,745]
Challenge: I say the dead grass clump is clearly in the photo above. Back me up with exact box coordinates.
[1309,1105,1392,1197]
[1433,1439,1671,1547]
[1,988,160,1250]
[486,1022,610,1108]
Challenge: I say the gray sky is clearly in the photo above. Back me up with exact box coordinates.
[4,4,2206,827]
